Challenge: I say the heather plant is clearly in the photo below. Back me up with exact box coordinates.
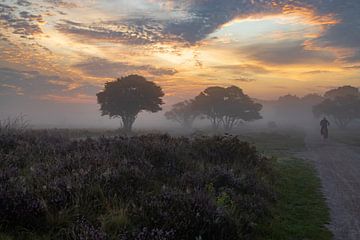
[0,114,29,134]
[0,131,274,239]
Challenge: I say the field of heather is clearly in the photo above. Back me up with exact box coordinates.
[0,132,274,240]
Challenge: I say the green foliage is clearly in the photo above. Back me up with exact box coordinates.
[97,75,164,131]
[257,158,332,240]
[244,130,331,240]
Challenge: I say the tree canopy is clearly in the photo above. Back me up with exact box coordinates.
[193,86,262,131]
[313,95,360,129]
[324,85,360,99]
[97,75,164,132]
[165,100,198,129]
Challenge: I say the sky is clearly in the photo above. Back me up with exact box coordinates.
[0,0,360,126]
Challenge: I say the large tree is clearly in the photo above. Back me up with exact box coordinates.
[313,95,360,129]
[165,100,198,129]
[97,75,164,132]
[193,86,262,131]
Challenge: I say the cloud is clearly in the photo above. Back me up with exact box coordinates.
[73,57,177,78]
[232,77,256,82]
[163,0,360,62]
[343,65,360,70]
[302,70,333,75]
[242,41,336,65]
[55,1,281,45]
[56,19,183,45]
[0,83,23,95]
[45,0,78,8]
[313,1,360,62]
[51,0,360,63]
[213,64,270,74]
[16,0,31,7]
[0,67,99,100]
[0,67,65,96]
[0,3,44,37]
[162,0,281,43]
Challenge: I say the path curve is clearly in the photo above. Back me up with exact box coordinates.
[303,134,360,240]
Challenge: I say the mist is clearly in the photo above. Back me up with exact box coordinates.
[1,89,358,133]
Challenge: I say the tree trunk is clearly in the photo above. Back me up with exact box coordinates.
[210,117,221,131]
[121,115,136,133]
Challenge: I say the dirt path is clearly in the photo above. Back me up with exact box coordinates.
[303,134,360,240]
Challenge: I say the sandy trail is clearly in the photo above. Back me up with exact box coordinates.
[303,135,360,240]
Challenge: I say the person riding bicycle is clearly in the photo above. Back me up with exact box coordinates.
[320,117,330,139]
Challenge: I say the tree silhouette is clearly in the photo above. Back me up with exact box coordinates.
[97,75,164,132]
[273,94,324,124]
[313,95,360,129]
[301,93,324,106]
[275,94,303,116]
[193,86,262,131]
[324,85,359,99]
[165,100,198,129]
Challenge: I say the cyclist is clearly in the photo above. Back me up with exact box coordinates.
[320,117,330,139]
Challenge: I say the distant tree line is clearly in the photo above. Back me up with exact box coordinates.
[96,75,360,132]
[271,85,360,129]
[97,75,263,132]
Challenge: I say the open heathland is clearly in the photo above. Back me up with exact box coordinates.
[0,132,274,240]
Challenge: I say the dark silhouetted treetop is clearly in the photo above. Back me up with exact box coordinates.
[301,93,324,106]
[324,85,359,99]
[165,100,199,129]
[193,86,262,131]
[97,75,164,132]
[273,94,324,124]
[313,95,360,129]
[278,94,301,103]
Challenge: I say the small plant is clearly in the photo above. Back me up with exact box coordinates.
[0,114,29,133]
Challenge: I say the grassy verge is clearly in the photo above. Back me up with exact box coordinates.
[239,129,306,157]
[244,130,332,240]
[257,158,332,240]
